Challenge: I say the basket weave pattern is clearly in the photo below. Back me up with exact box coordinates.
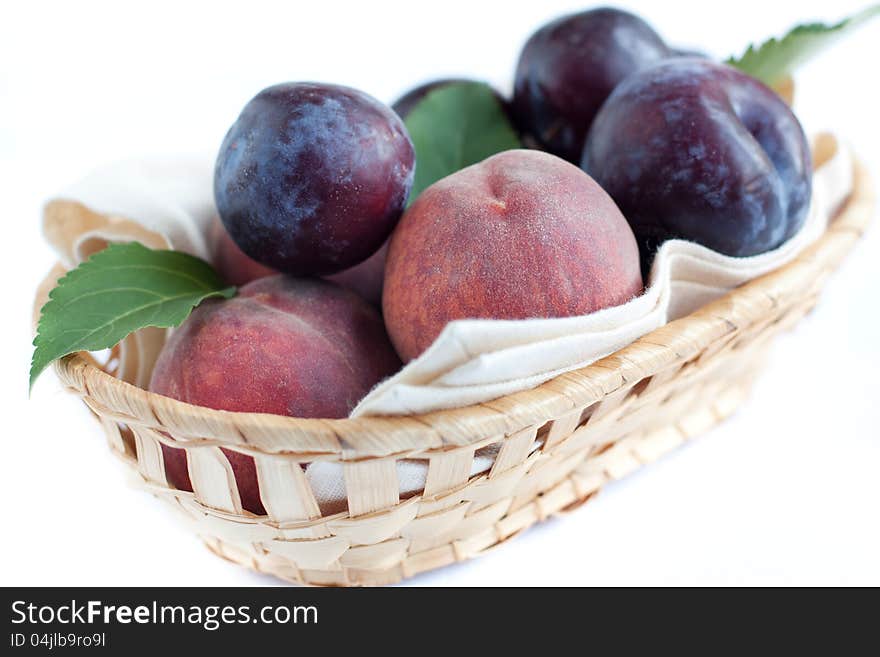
[44,163,873,586]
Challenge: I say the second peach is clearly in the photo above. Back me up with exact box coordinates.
[383,150,644,362]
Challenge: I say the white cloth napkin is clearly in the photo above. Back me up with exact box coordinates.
[42,156,217,388]
[41,137,854,512]
[43,155,216,266]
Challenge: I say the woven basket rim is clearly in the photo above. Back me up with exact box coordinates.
[44,160,874,457]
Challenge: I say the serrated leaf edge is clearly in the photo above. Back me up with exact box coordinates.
[728,5,880,84]
[30,243,235,391]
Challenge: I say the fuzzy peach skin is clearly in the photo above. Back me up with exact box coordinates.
[211,217,387,306]
[149,275,401,515]
[383,149,644,362]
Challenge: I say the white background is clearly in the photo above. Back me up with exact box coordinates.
[2,0,878,586]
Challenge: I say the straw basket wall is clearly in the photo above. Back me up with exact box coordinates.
[35,158,873,586]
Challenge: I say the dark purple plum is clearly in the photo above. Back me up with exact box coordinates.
[392,78,510,120]
[214,83,415,276]
[582,59,812,262]
[512,7,671,162]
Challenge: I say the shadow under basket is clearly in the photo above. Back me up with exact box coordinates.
[38,162,874,586]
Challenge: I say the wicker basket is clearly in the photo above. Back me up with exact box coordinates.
[35,156,873,586]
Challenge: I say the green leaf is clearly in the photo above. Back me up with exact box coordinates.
[30,242,235,389]
[404,81,522,203]
[728,5,880,86]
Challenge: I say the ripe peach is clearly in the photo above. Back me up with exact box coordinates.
[383,149,643,362]
[150,275,401,514]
